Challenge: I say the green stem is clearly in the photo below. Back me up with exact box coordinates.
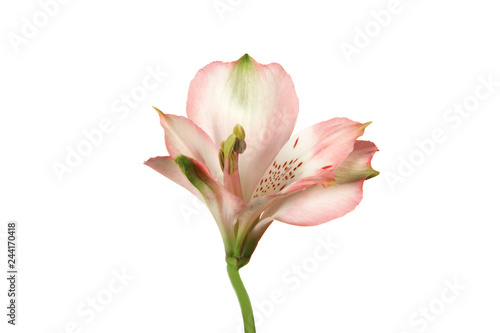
[226,264,256,333]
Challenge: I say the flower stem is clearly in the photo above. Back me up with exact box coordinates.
[226,264,256,333]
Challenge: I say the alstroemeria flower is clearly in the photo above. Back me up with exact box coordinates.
[145,54,378,332]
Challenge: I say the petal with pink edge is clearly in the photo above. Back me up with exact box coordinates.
[186,54,299,202]
[261,180,365,226]
[154,109,222,182]
[335,140,379,184]
[145,156,246,248]
[173,155,246,247]
[144,156,203,201]
[258,139,379,226]
[251,118,370,200]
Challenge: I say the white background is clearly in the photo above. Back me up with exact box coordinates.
[1,0,499,332]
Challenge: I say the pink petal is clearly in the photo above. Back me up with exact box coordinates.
[335,140,379,184]
[251,118,370,199]
[144,156,203,201]
[154,155,246,246]
[258,140,379,226]
[186,54,299,202]
[155,109,223,182]
[261,180,365,226]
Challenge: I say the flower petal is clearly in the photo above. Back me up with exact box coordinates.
[145,155,246,249]
[154,109,223,182]
[186,54,299,202]
[335,140,379,184]
[261,180,365,226]
[173,155,246,248]
[251,118,370,200]
[258,139,379,226]
[144,156,202,201]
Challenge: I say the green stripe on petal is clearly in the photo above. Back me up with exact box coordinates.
[334,140,379,185]
[175,155,211,194]
[186,55,299,202]
[228,54,259,108]
[174,155,247,255]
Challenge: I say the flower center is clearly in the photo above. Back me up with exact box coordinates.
[252,157,303,199]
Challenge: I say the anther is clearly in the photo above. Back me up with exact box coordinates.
[219,124,247,174]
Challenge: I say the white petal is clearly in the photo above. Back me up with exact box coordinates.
[186,55,299,202]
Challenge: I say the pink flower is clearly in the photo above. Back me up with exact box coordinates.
[146,54,378,332]
[146,54,378,268]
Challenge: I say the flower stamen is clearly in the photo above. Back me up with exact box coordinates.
[219,124,247,175]
[218,124,247,199]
